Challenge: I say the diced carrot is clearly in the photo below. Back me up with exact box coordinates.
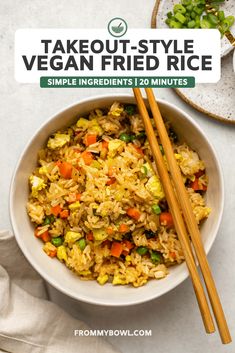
[195,170,205,178]
[86,232,94,241]
[84,134,97,146]
[102,140,109,149]
[51,205,62,217]
[35,228,50,242]
[60,209,69,219]
[159,212,174,227]
[106,177,116,186]
[48,249,57,258]
[81,151,94,165]
[41,231,50,243]
[59,162,73,179]
[100,141,109,159]
[111,242,123,258]
[106,227,114,236]
[190,178,207,191]
[133,145,144,156]
[119,224,129,233]
[122,240,134,250]
[122,240,134,255]
[76,193,82,201]
[126,208,141,221]
[56,161,62,167]
[169,251,176,259]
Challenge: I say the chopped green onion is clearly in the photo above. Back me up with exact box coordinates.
[77,238,86,251]
[51,237,63,247]
[218,10,225,22]
[175,12,186,24]
[136,246,148,256]
[165,0,234,37]
[187,20,196,28]
[152,204,162,215]
[200,19,212,29]
[223,16,235,28]
[173,4,186,14]
[208,13,219,26]
[167,11,173,19]
[169,20,183,28]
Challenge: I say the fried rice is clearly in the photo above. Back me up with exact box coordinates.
[27,101,211,287]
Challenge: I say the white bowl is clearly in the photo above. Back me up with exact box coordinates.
[10,94,224,306]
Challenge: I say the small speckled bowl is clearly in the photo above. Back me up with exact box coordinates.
[10,94,224,306]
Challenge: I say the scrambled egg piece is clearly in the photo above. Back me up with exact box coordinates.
[93,228,108,241]
[29,175,46,197]
[97,274,109,285]
[109,102,124,117]
[112,274,126,285]
[89,118,103,135]
[57,245,67,262]
[108,139,125,158]
[145,175,165,199]
[68,201,81,210]
[38,166,48,175]
[47,133,70,149]
[65,231,83,244]
[76,117,103,135]
[76,118,90,129]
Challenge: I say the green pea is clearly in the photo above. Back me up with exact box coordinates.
[42,217,51,226]
[136,246,148,256]
[150,251,162,264]
[125,105,136,115]
[119,133,131,143]
[152,204,162,215]
[77,238,86,251]
[129,135,136,142]
[42,215,55,226]
[137,131,146,139]
[51,237,63,247]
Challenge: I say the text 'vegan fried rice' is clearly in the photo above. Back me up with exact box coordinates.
[27,102,211,287]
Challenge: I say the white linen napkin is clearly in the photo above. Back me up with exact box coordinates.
[0,230,121,353]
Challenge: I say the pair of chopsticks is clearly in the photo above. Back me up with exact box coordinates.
[132,87,231,344]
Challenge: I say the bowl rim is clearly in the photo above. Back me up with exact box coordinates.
[9,93,224,306]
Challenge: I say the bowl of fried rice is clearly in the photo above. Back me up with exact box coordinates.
[10,94,224,306]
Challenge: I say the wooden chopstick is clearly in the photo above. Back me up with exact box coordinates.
[132,87,215,334]
[144,87,231,344]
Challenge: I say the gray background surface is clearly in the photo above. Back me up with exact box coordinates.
[0,0,234,352]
